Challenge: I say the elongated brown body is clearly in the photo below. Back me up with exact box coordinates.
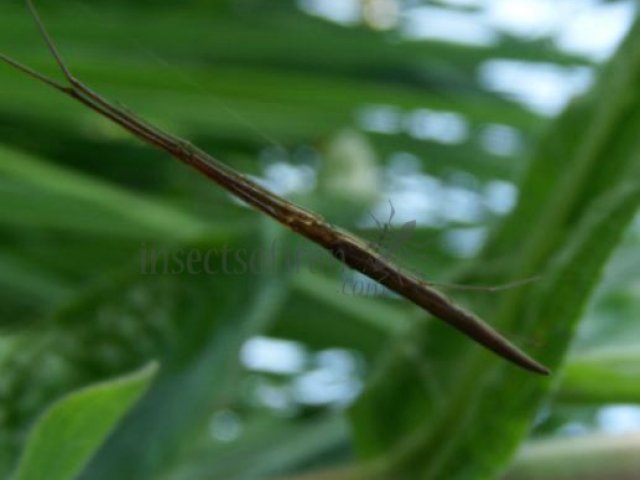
[0,0,549,375]
[178,144,548,374]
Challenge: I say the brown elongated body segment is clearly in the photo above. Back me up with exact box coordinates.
[0,0,549,375]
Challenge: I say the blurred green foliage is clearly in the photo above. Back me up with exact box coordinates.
[1,1,639,479]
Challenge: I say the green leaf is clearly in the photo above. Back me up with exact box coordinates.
[348,13,640,479]
[12,362,159,480]
[558,346,640,404]
[0,144,212,240]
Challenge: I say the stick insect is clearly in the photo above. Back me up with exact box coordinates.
[0,0,549,375]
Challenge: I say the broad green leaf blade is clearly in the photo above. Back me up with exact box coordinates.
[555,231,640,405]
[416,185,640,479]
[12,362,159,480]
[349,12,640,479]
[0,145,211,240]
